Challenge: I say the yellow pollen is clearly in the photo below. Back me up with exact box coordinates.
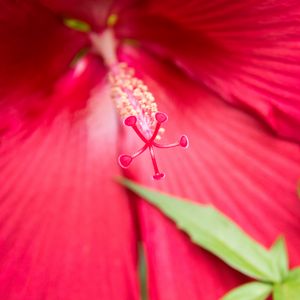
[109,63,163,139]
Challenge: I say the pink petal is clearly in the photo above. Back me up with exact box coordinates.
[119,47,300,299]
[116,1,300,142]
[0,1,87,97]
[0,58,139,300]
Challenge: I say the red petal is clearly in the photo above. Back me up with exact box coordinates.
[0,54,105,136]
[120,47,300,299]
[0,58,139,299]
[0,1,87,96]
[116,1,300,142]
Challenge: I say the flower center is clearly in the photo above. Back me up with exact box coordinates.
[109,62,188,180]
[91,28,189,180]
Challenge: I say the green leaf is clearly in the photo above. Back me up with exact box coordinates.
[221,282,272,300]
[273,268,300,300]
[273,268,300,299]
[120,178,282,282]
[270,236,289,278]
[63,18,91,32]
[284,267,300,282]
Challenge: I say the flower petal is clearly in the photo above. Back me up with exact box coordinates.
[0,53,104,137]
[119,47,300,300]
[0,0,87,97]
[116,1,300,142]
[0,57,139,300]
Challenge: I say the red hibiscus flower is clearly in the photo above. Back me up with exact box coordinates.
[1,1,300,300]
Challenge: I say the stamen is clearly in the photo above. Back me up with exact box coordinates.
[109,63,160,139]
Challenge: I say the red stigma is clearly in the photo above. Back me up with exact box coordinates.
[118,112,189,180]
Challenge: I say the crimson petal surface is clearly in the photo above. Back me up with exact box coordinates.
[0,57,139,300]
[120,47,300,300]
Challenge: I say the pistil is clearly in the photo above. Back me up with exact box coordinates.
[117,109,188,180]
[91,29,189,180]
